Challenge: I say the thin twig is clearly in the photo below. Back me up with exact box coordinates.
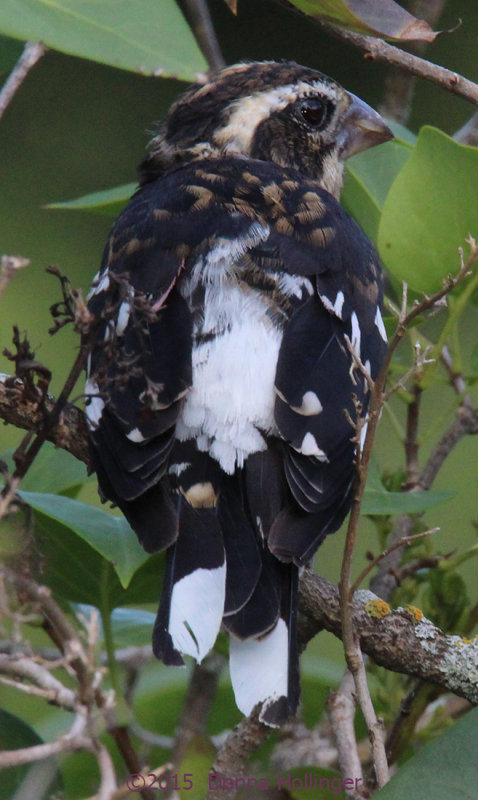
[0,711,90,768]
[0,655,76,709]
[351,529,438,596]
[379,0,448,123]
[328,673,364,800]
[336,242,478,786]
[172,651,225,765]
[404,381,423,488]
[320,22,478,107]
[0,42,47,120]
[183,0,225,71]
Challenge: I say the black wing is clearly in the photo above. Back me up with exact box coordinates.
[85,156,386,724]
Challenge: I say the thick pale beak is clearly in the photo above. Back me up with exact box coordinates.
[338,93,394,160]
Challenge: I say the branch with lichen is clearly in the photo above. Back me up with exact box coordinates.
[298,569,478,705]
[2,242,478,797]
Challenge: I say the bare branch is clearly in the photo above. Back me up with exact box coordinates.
[0,374,90,465]
[207,708,270,800]
[299,569,478,705]
[379,0,448,123]
[370,515,415,599]
[0,655,76,710]
[172,651,225,765]
[0,711,90,768]
[328,673,364,800]
[183,0,225,71]
[2,569,97,705]
[352,529,438,596]
[0,42,47,120]
[320,22,478,108]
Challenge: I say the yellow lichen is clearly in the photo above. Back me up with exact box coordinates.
[365,598,390,619]
[404,605,423,622]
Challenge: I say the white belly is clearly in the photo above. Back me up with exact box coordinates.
[175,283,282,474]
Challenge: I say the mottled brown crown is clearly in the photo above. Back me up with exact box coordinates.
[139,60,392,199]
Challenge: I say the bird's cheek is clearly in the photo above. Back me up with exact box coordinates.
[316,153,344,199]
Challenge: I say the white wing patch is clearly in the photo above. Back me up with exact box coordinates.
[126,427,146,443]
[85,377,105,428]
[278,273,314,299]
[375,307,387,342]
[169,565,226,663]
[295,432,327,460]
[319,290,345,319]
[86,270,110,300]
[290,391,323,416]
[116,299,131,336]
[229,619,288,723]
[350,311,362,358]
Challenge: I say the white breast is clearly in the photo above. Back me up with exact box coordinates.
[175,282,282,474]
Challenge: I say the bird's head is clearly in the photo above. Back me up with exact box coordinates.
[141,61,393,197]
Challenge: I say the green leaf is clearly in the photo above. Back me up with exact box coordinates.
[107,607,156,647]
[363,488,454,515]
[0,34,23,74]
[376,708,478,799]
[363,462,454,514]
[0,0,207,79]
[10,443,88,495]
[47,182,136,217]
[33,511,129,608]
[20,491,148,588]
[0,710,62,800]
[343,134,413,242]
[378,127,478,293]
[286,0,435,41]
[31,506,165,611]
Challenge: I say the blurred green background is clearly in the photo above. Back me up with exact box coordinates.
[1,2,478,795]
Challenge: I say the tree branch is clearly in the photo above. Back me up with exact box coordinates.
[0,374,90,465]
[0,41,47,120]
[183,0,226,71]
[207,707,270,800]
[320,21,478,107]
[379,0,448,123]
[298,569,478,705]
[327,672,364,800]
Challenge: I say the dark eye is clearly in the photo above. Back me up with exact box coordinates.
[300,98,328,129]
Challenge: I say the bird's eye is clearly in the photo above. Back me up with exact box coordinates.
[300,98,328,129]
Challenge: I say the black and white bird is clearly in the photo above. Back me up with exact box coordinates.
[85,61,392,726]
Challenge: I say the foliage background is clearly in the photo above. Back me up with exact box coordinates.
[1,1,478,798]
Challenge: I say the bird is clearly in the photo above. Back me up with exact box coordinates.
[84,60,392,726]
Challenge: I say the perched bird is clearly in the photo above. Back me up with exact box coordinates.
[85,61,392,726]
